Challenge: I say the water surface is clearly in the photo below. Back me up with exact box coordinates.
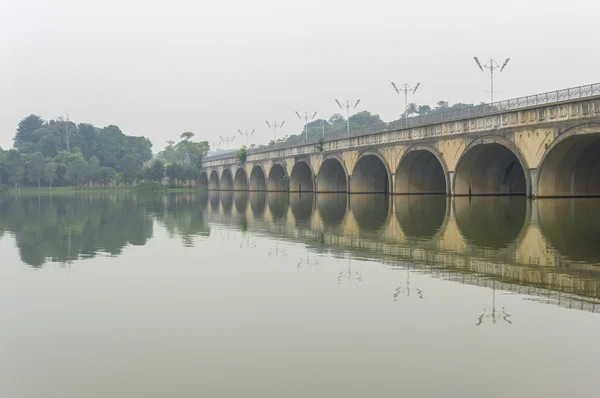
[1,193,600,397]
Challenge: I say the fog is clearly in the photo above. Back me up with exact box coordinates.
[1,0,597,151]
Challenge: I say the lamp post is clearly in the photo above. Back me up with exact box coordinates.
[265,120,285,142]
[295,111,317,142]
[391,82,420,124]
[219,135,236,150]
[473,57,510,104]
[335,99,360,133]
[238,129,255,147]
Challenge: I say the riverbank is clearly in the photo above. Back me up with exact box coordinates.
[1,185,207,196]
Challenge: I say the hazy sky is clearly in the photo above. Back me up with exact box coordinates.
[1,0,598,151]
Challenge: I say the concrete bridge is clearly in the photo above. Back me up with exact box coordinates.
[201,83,600,197]
[191,191,600,313]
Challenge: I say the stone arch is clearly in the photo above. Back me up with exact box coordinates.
[199,171,208,189]
[234,167,248,191]
[267,162,288,192]
[351,150,392,194]
[395,144,449,195]
[209,170,220,191]
[536,123,600,197]
[316,154,348,193]
[289,159,314,193]
[453,136,530,196]
[249,164,266,191]
[220,168,233,191]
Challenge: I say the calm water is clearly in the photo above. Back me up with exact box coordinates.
[1,192,600,397]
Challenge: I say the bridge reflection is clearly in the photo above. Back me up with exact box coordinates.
[202,192,600,313]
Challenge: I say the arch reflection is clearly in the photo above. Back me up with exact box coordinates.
[351,194,390,232]
[268,192,289,220]
[249,192,267,220]
[538,199,600,262]
[290,193,314,225]
[454,197,527,249]
[221,191,234,217]
[316,194,348,229]
[234,191,249,215]
[395,195,447,240]
[208,191,220,212]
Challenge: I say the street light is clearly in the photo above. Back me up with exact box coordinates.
[219,135,236,150]
[335,99,360,133]
[391,82,420,124]
[295,111,317,142]
[473,57,510,104]
[265,120,285,142]
[238,129,255,147]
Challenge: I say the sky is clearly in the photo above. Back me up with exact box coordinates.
[1,0,598,152]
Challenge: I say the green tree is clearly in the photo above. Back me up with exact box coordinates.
[14,115,44,148]
[0,147,6,186]
[37,134,58,157]
[65,158,88,186]
[180,132,194,141]
[407,103,418,117]
[26,152,46,188]
[97,167,116,186]
[146,160,165,183]
[6,150,25,189]
[86,156,101,185]
[119,154,142,184]
[44,161,58,190]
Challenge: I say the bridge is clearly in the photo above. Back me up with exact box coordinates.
[201,83,600,197]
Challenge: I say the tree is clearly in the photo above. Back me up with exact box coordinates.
[0,147,6,186]
[180,132,194,141]
[26,152,46,188]
[417,105,432,115]
[97,167,116,186]
[44,162,58,190]
[14,115,44,148]
[65,158,88,186]
[86,156,100,185]
[6,150,25,189]
[145,160,165,183]
[37,134,58,157]
[119,154,142,184]
[407,103,418,117]
[56,112,76,152]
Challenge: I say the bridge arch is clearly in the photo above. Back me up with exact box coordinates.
[289,159,314,193]
[395,144,448,195]
[351,150,392,194]
[220,168,233,191]
[234,167,248,191]
[209,170,220,191]
[249,165,266,191]
[453,136,530,196]
[317,193,348,228]
[290,193,314,224]
[199,171,208,189]
[267,162,288,192]
[536,123,600,197]
[316,154,348,193]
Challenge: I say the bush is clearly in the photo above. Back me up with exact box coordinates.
[133,182,167,193]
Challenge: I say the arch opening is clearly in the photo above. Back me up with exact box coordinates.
[234,168,248,191]
[220,169,233,191]
[289,161,314,192]
[351,154,390,194]
[537,133,600,197]
[395,150,446,195]
[209,171,220,191]
[199,172,208,189]
[249,166,266,191]
[268,164,287,192]
[454,143,526,196]
[317,158,347,193]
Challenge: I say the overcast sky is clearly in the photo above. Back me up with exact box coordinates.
[1,0,598,151]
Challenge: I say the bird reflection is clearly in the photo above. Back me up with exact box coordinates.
[476,281,512,326]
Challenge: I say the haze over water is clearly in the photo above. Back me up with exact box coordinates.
[1,192,600,397]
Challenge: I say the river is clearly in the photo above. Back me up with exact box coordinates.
[1,192,599,397]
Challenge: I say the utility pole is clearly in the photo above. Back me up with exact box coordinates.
[295,111,317,142]
[334,99,360,133]
[473,57,510,104]
[391,82,420,124]
[219,135,236,150]
[238,129,255,147]
[265,120,285,142]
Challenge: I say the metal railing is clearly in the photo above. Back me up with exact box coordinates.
[204,82,600,162]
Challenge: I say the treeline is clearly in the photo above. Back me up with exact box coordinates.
[260,100,476,148]
[0,114,153,190]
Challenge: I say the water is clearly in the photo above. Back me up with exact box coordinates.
[1,192,600,397]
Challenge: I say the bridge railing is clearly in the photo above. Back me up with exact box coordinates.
[204,82,600,162]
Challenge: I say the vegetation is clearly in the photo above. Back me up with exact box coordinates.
[315,138,324,152]
[236,146,247,164]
